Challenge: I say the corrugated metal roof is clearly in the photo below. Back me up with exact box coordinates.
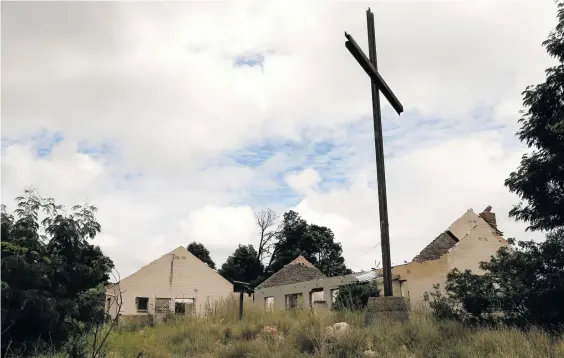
[354,270,381,283]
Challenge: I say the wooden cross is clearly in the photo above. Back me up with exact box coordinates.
[344,8,403,297]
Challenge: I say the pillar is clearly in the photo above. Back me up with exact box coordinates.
[364,296,409,324]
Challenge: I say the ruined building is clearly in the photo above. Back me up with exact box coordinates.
[253,207,508,310]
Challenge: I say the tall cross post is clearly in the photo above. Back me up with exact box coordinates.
[344,8,403,297]
[233,280,254,321]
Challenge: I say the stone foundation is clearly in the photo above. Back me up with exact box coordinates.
[364,296,409,324]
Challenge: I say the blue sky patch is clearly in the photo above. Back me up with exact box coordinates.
[77,139,118,161]
[233,52,265,68]
[0,129,65,157]
[33,130,64,157]
[313,142,335,156]
[223,133,358,207]
[233,185,301,209]
[123,172,143,181]
[227,141,277,168]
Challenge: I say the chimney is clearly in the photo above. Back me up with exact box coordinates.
[479,206,497,228]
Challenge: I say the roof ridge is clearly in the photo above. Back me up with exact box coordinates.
[256,260,326,289]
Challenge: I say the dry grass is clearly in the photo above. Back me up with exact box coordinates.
[82,298,564,357]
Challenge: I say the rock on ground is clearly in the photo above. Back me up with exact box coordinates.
[262,325,278,336]
[332,322,350,332]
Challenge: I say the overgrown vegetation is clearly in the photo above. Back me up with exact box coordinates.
[1,188,114,357]
[333,282,380,311]
[424,231,564,332]
[38,298,564,358]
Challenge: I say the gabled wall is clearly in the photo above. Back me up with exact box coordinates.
[106,246,234,317]
[447,212,508,273]
[393,210,508,306]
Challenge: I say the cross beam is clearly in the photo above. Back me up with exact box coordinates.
[344,32,403,115]
[344,8,403,297]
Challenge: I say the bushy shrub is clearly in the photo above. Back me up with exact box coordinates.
[333,282,380,311]
[425,230,564,333]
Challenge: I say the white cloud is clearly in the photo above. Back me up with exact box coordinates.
[179,206,256,252]
[1,141,105,203]
[286,168,321,196]
[1,1,557,277]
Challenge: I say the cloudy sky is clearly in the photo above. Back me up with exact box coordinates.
[1,1,558,278]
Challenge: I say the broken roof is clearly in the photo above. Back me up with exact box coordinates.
[412,207,508,263]
[256,256,326,289]
[353,270,382,283]
[412,230,459,263]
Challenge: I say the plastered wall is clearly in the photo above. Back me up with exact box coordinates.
[106,247,234,317]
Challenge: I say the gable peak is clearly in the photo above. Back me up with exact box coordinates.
[288,255,315,268]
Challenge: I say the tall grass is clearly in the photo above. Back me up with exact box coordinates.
[46,297,564,357]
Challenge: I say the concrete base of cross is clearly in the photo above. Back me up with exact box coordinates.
[364,296,410,324]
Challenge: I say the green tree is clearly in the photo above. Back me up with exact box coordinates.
[307,224,352,277]
[267,211,352,277]
[218,244,264,286]
[267,210,310,274]
[504,1,564,232]
[333,282,380,311]
[425,230,564,332]
[187,241,216,269]
[1,188,114,356]
[219,210,352,288]
[485,231,564,330]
